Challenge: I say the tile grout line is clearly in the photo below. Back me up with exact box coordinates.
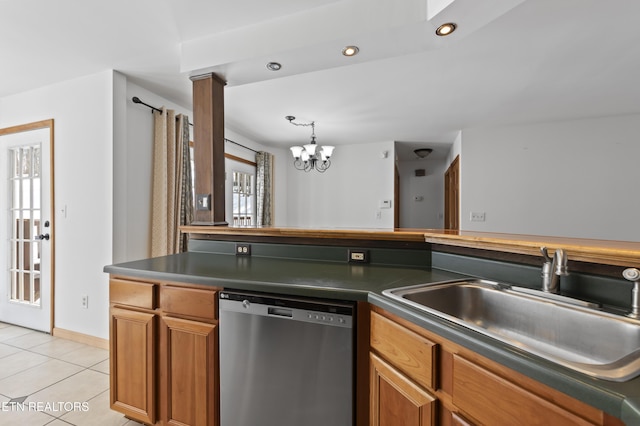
[0,348,109,388]
[1,332,109,370]
[0,324,111,424]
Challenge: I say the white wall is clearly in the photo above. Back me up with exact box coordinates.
[461,114,640,241]
[0,70,115,340]
[398,158,445,228]
[285,141,395,229]
[114,78,192,263]
[447,131,462,167]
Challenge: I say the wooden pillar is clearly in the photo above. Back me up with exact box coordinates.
[190,73,228,225]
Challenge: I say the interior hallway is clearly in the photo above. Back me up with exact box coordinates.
[0,322,142,426]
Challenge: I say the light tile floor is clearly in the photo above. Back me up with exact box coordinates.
[0,322,143,426]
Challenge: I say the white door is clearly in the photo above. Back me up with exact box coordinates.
[0,125,52,332]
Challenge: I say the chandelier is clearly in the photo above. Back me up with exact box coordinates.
[286,116,335,172]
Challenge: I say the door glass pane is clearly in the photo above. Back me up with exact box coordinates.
[12,150,19,177]
[12,179,20,208]
[8,145,41,307]
[22,179,31,209]
[21,148,30,175]
[231,170,256,226]
[33,147,41,177]
[33,178,41,209]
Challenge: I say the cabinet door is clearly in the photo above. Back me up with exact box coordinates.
[161,316,217,426]
[370,353,436,426]
[110,307,156,425]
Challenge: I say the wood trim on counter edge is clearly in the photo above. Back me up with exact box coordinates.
[181,226,428,242]
[424,232,640,268]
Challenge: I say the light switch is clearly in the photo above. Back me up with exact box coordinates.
[196,194,211,211]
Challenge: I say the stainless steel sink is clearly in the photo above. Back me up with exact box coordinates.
[383,279,640,382]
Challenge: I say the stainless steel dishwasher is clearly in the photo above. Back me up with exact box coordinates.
[219,290,355,426]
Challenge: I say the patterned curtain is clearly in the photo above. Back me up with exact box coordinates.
[175,114,193,252]
[150,108,193,256]
[255,151,274,226]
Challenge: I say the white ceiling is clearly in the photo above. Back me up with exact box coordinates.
[2,0,639,160]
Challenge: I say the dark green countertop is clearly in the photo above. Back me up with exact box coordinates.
[105,252,640,424]
[104,251,463,300]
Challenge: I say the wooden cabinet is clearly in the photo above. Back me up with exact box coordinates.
[452,355,594,426]
[370,311,437,390]
[110,306,157,424]
[370,311,438,426]
[160,285,218,426]
[110,278,158,425]
[370,353,436,426]
[369,306,624,426]
[109,276,220,426]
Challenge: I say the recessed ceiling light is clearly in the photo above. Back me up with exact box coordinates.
[435,23,457,36]
[266,62,282,71]
[342,46,359,57]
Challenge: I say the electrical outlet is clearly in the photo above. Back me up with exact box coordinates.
[235,243,252,256]
[81,295,88,309]
[470,211,486,222]
[348,249,369,263]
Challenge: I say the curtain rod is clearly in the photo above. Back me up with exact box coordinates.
[225,138,258,153]
[132,96,163,113]
[132,96,259,154]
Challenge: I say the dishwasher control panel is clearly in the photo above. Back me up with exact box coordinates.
[220,290,354,329]
[306,312,348,325]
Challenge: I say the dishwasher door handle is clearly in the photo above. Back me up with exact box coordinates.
[268,307,293,318]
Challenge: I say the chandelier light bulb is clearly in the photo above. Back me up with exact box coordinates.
[290,146,303,159]
[322,146,335,158]
[303,143,317,156]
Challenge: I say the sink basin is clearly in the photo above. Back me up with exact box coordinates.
[383,279,640,381]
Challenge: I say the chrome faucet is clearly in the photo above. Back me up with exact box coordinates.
[623,268,640,319]
[540,247,569,294]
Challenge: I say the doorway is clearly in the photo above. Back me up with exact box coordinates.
[0,120,54,333]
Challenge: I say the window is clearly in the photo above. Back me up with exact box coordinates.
[232,171,255,226]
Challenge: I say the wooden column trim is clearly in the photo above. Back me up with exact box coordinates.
[191,73,228,225]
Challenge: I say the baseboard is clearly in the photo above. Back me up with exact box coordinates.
[52,327,109,350]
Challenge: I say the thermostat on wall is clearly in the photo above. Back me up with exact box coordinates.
[379,200,392,209]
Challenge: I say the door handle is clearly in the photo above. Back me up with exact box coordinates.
[37,233,50,241]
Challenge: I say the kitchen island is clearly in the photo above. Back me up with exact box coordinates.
[105,227,640,425]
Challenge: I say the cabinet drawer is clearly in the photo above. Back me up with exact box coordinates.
[452,355,593,426]
[161,286,217,321]
[110,278,157,310]
[370,311,437,391]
